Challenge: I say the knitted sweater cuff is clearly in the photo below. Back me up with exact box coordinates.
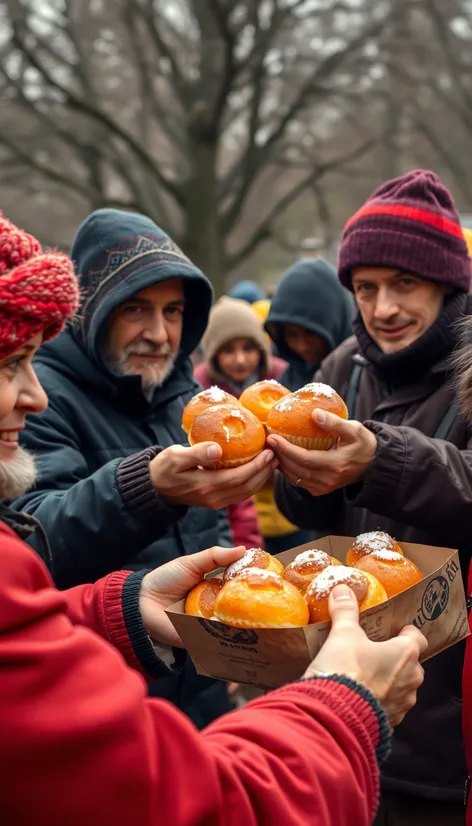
[298,674,391,765]
[117,446,187,524]
[121,569,186,681]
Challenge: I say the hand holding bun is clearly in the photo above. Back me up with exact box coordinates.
[189,404,266,469]
[303,582,427,729]
[283,549,342,594]
[267,382,348,450]
[223,547,285,581]
[214,569,309,628]
[306,565,387,623]
[239,380,290,424]
[182,387,239,435]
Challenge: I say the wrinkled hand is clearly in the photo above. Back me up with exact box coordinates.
[139,545,247,647]
[150,442,277,509]
[267,409,377,496]
[303,584,427,727]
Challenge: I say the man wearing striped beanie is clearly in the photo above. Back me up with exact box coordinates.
[270,170,472,825]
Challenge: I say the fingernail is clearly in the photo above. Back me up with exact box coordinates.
[315,409,326,424]
[331,584,352,600]
[207,445,220,459]
[265,451,274,463]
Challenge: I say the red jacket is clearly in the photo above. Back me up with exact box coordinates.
[0,519,388,826]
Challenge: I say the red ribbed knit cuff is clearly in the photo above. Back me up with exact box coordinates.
[101,570,185,680]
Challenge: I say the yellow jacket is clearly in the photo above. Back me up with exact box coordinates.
[255,480,298,538]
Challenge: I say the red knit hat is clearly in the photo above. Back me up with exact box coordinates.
[338,170,472,292]
[0,213,80,359]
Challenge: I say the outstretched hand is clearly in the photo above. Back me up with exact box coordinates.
[150,442,277,508]
[139,545,247,647]
[304,584,427,727]
[267,409,377,496]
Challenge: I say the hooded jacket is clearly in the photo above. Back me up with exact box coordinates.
[228,280,264,304]
[13,208,231,727]
[265,258,354,390]
[276,292,472,801]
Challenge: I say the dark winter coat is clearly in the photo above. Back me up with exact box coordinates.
[13,208,231,727]
[276,292,472,800]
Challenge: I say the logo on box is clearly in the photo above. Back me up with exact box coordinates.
[422,576,450,621]
[413,575,450,629]
[198,618,259,645]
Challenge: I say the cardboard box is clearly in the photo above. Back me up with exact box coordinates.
[166,536,469,690]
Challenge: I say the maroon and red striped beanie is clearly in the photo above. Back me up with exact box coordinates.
[338,170,471,293]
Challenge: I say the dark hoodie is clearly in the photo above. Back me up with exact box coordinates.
[265,258,354,390]
[13,208,231,728]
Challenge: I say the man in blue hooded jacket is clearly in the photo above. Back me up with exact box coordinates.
[13,208,277,727]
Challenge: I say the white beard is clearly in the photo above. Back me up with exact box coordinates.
[0,446,37,500]
[107,343,177,394]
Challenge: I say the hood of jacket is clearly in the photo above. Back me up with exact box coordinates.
[35,208,212,408]
[228,280,264,304]
[265,258,354,390]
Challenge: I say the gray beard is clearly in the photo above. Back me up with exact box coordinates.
[106,349,176,395]
[0,447,37,500]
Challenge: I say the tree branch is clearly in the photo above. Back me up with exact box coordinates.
[127,0,187,95]
[412,116,472,205]
[8,19,186,207]
[221,13,388,236]
[227,132,381,270]
[0,132,103,202]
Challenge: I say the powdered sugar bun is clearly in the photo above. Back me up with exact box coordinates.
[185,577,223,618]
[223,547,284,582]
[266,382,348,450]
[214,568,309,628]
[346,531,403,567]
[306,564,387,623]
[188,403,266,468]
[239,379,290,424]
[353,552,423,599]
[182,387,239,434]
[283,549,342,594]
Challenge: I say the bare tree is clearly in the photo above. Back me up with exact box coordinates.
[383,0,472,208]
[0,0,400,294]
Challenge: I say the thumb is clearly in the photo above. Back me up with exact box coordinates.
[181,441,222,468]
[327,584,360,631]
[312,409,355,443]
[183,545,247,579]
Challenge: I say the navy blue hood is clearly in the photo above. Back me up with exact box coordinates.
[265,258,354,389]
[70,208,212,367]
[35,209,212,405]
